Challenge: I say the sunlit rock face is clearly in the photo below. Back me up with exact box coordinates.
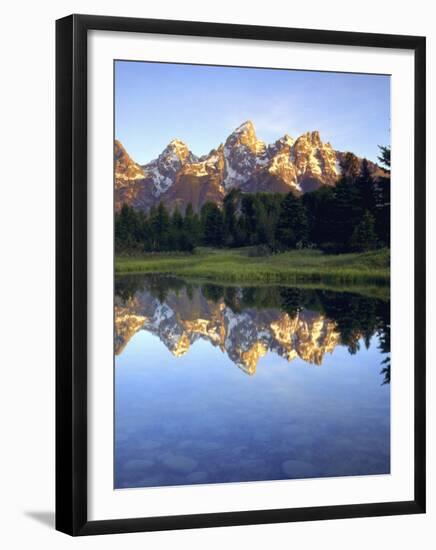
[114,285,341,374]
[114,121,384,212]
[114,140,149,211]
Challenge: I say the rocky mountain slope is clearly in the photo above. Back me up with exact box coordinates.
[115,121,383,212]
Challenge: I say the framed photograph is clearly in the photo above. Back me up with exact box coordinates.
[56,14,426,536]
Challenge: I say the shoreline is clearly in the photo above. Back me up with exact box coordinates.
[115,247,390,288]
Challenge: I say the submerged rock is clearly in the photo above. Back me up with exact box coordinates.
[162,454,198,473]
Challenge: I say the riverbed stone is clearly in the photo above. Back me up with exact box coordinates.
[162,454,198,473]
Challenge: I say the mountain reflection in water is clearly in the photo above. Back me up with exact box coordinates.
[115,275,390,489]
[115,275,390,380]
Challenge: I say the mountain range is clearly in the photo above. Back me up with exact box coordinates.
[115,121,384,213]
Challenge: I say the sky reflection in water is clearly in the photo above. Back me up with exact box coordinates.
[115,275,390,489]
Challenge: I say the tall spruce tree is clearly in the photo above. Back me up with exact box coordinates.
[302,185,335,245]
[373,176,390,246]
[275,192,308,249]
[150,202,170,251]
[115,203,144,250]
[377,145,391,172]
[241,195,258,245]
[350,210,377,252]
[170,207,184,248]
[329,177,361,251]
[202,202,224,247]
[223,189,240,246]
[184,203,201,247]
[356,158,376,213]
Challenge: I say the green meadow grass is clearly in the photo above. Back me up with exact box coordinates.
[115,247,390,293]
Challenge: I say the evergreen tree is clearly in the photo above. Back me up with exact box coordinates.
[115,203,143,251]
[145,205,157,250]
[356,158,376,212]
[150,202,170,251]
[303,185,335,245]
[377,145,391,172]
[115,168,390,254]
[275,192,308,248]
[241,195,258,245]
[223,189,240,246]
[115,205,129,249]
[328,177,361,251]
[233,215,247,247]
[141,214,151,250]
[183,203,201,247]
[256,204,275,246]
[169,207,184,249]
[171,207,184,232]
[202,202,224,246]
[350,210,377,252]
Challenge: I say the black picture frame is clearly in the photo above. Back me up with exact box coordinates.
[56,13,426,536]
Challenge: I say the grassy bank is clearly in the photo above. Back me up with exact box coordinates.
[115,247,390,287]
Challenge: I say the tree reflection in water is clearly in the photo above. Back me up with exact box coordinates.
[115,274,390,381]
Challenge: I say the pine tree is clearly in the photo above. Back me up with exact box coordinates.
[302,185,335,245]
[275,192,308,249]
[183,203,201,247]
[169,207,184,249]
[223,189,240,246]
[241,195,258,245]
[171,207,184,231]
[356,158,376,212]
[141,214,151,251]
[377,145,391,172]
[115,204,129,247]
[150,202,170,251]
[350,210,377,252]
[233,215,247,247]
[329,178,361,251]
[115,203,144,250]
[202,202,224,247]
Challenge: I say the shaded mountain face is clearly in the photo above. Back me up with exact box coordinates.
[115,121,383,212]
[114,283,341,375]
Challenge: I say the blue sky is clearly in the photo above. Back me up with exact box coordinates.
[115,61,390,165]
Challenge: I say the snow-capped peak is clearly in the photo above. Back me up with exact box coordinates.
[137,139,199,197]
[161,139,194,164]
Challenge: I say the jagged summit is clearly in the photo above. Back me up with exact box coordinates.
[169,138,187,145]
[281,133,295,146]
[115,122,383,212]
[232,120,255,134]
[159,138,195,163]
